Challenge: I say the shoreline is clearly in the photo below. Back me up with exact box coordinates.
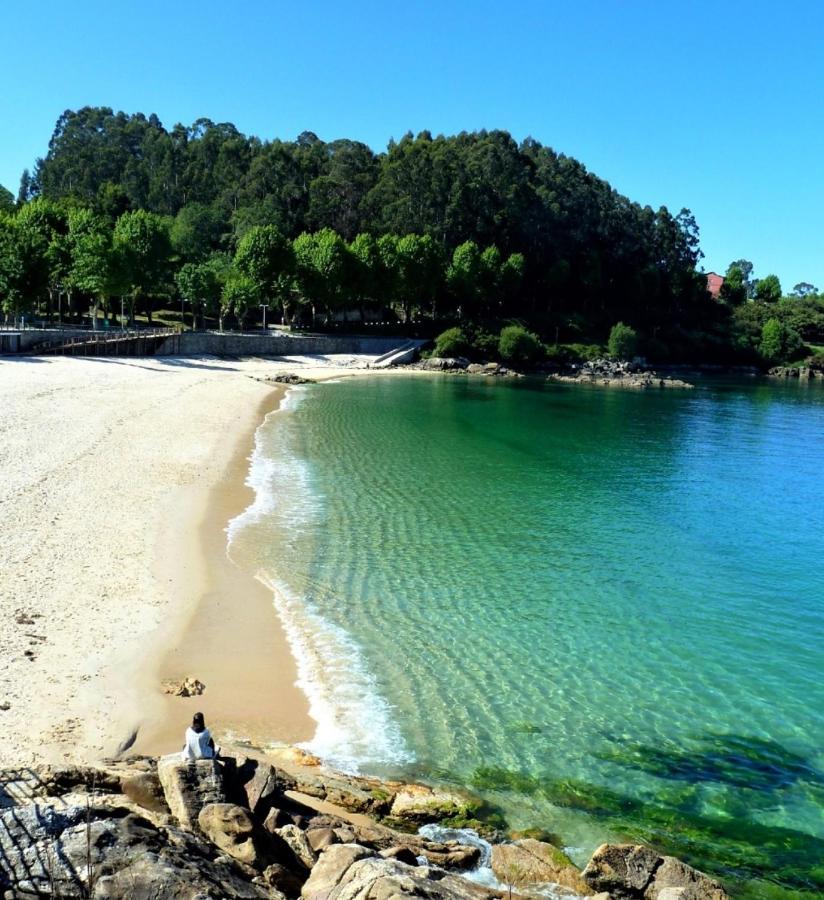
[135,386,315,757]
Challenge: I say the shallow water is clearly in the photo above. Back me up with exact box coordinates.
[229,375,824,896]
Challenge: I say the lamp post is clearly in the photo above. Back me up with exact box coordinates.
[260,303,269,333]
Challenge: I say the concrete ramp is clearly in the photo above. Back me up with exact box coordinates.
[370,340,425,369]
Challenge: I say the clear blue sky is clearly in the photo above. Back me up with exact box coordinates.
[2,0,822,289]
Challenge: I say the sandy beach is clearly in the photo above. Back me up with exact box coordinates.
[0,353,375,766]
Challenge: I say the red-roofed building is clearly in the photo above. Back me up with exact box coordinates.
[706,272,725,299]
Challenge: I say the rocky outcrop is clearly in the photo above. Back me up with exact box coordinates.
[491,839,592,894]
[389,784,478,825]
[157,754,225,830]
[0,802,276,898]
[548,359,693,389]
[301,844,502,900]
[420,357,470,370]
[0,753,734,900]
[767,365,824,379]
[199,803,264,868]
[582,844,727,900]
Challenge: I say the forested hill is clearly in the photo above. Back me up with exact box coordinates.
[8,106,822,366]
[18,107,711,335]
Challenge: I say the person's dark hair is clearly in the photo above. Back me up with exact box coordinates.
[192,712,205,733]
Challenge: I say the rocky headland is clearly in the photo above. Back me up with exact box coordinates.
[0,746,728,899]
[546,359,694,389]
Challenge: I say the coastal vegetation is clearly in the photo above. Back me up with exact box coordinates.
[2,107,823,367]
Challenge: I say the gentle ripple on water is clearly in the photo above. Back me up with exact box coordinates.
[230,375,824,896]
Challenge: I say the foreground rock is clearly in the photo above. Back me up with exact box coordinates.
[548,359,693,389]
[301,844,501,900]
[0,802,275,898]
[582,844,727,899]
[492,839,592,894]
[0,753,731,900]
[158,755,225,830]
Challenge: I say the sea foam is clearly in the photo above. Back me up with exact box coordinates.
[227,385,414,774]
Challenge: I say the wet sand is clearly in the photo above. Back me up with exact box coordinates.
[138,388,313,754]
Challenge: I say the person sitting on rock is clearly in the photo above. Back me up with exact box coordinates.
[182,711,218,760]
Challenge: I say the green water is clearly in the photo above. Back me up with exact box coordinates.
[229,376,824,896]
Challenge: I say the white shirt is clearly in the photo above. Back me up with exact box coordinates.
[182,726,215,760]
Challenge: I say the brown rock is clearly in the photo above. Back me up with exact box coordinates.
[582,844,660,896]
[380,846,420,866]
[260,862,307,897]
[161,676,206,697]
[275,822,318,870]
[389,784,474,824]
[199,802,262,868]
[120,771,170,815]
[491,840,591,894]
[645,856,727,900]
[300,843,374,899]
[157,754,225,831]
[307,826,339,852]
[263,806,292,833]
[235,757,296,818]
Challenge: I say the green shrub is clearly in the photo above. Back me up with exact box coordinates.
[433,327,469,358]
[807,352,824,369]
[563,342,604,362]
[759,318,803,364]
[498,325,544,366]
[607,322,639,360]
[471,330,499,360]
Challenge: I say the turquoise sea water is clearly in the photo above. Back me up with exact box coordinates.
[229,376,824,896]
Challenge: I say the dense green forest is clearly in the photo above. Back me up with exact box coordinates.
[1,106,822,365]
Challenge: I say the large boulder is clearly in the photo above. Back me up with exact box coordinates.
[389,784,476,825]
[120,770,170,815]
[275,823,318,871]
[582,844,727,900]
[157,754,225,830]
[199,803,264,868]
[301,846,503,900]
[491,839,592,894]
[233,757,296,819]
[0,801,278,898]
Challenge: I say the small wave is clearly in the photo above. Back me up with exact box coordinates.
[227,384,413,773]
[226,386,310,543]
[258,572,414,773]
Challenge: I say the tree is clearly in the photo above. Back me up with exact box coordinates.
[68,208,118,328]
[447,241,483,319]
[608,322,639,360]
[113,210,173,324]
[759,317,802,364]
[176,260,221,329]
[234,224,295,323]
[791,282,818,298]
[754,274,782,304]
[498,324,543,366]
[0,214,26,320]
[719,263,748,306]
[394,233,443,322]
[293,228,351,321]
[221,272,258,330]
[0,185,14,213]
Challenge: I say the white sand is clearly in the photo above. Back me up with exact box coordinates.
[0,354,377,766]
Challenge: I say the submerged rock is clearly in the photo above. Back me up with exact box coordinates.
[547,358,693,389]
[582,843,727,899]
